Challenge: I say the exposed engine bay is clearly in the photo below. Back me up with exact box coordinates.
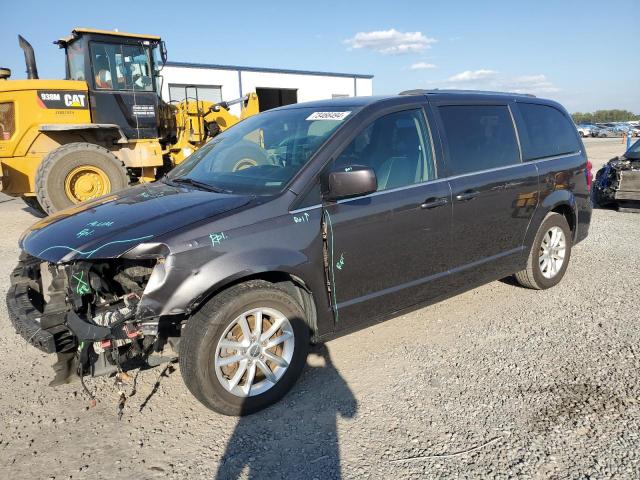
[7,254,178,387]
[593,156,640,208]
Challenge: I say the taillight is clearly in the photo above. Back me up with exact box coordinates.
[586,159,593,191]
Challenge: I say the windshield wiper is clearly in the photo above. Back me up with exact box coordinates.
[166,177,229,193]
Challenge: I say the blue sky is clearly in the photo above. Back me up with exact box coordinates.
[1,0,638,113]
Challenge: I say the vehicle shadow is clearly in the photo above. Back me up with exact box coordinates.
[214,344,357,480]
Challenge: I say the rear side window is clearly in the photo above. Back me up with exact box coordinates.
[438,105,520,176]
[517,103,580,160]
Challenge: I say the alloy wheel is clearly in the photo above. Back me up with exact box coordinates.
[539,226,566,279]
[214,307,295,397]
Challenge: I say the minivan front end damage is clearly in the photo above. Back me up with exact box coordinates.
[594,156,640,207]
[7,252,177,386]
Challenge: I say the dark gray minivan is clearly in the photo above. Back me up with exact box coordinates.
[8,90,592,415]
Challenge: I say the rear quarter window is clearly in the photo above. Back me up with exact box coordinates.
[517,103,580,160]
[438,105,520,176]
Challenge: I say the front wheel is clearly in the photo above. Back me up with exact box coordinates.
[179,281,310,415]
[35,143,129,214]
[515,212,572,290]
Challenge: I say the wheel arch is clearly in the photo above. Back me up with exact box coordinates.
[27,126,125,157]
[549,203,576,238]
[189,269,319,340]
[39,123,127,143]
[525,189,578,250]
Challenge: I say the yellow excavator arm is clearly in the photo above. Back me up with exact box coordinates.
[168,92,259,164]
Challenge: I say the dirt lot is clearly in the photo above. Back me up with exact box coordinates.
[1,138,638,479]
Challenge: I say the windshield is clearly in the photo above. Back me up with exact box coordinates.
[167,107,357,195]
[626,139,640,159]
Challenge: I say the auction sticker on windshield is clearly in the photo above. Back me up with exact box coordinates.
[306,111,351,121]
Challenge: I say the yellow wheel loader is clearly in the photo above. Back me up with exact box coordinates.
[0,28,259,214]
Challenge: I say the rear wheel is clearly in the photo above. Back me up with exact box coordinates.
[515,212,572,290]
[36,143,128,214]
[179,281,310,415]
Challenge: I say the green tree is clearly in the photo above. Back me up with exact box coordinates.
[573,110,640,124]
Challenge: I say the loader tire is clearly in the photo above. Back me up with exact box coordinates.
[36,143,128,215]
[20,196,46,217]
[217,140,269,172]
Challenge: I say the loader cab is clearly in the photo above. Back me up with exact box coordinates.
[56,28,173,141]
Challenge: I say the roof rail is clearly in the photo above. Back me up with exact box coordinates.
[399,89,536,98]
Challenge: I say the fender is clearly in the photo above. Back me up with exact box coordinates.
[135,245,331,333]
[39,123,127,143]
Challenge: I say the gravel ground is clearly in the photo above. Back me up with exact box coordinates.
[1,138,638,479]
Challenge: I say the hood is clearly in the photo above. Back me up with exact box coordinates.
[21,181,251,263]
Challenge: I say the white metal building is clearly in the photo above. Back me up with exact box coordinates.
[159,61,373,116]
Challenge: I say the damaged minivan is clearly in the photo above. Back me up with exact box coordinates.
[593,138,640,208]
[7,91,592,415]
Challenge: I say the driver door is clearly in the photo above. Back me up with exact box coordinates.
[89,41,159,139]
[322,107,453,330]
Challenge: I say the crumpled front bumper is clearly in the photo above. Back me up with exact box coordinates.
[6,255,75,354]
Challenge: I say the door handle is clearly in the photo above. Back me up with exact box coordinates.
[455,189,480,201]
[420,197,448,209]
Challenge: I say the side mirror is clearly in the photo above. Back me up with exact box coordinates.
[325,166,377,201]
[160,41,168,65]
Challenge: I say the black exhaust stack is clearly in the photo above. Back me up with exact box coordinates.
[18,35,39,80]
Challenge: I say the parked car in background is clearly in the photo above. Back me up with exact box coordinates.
[576,124,596,137]
[596,126,624,138]
[7,91,593,415]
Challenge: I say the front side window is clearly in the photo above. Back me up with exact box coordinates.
[66,42,85,81]
[329,109,436,191]
[517,103,581,160]
[90,42,153,91]
[168,107,357,195]
[439,105,520,176]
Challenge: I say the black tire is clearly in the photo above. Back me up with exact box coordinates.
[515,212,572,290]
[179,280,310,416]
[35,142,128,214]
[20,196,46,217]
